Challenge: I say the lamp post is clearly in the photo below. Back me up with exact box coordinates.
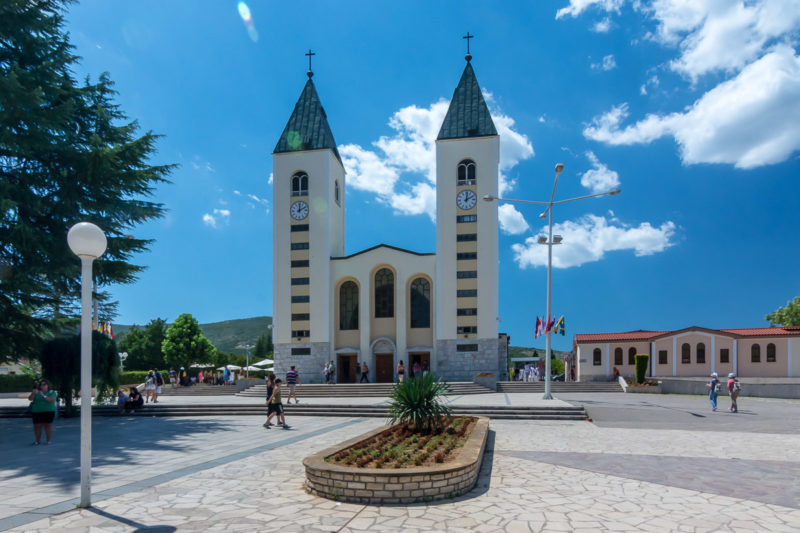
[119,352,128,373]
[484,163,620,399]
[67,222,107,508]
[237,343,255,378]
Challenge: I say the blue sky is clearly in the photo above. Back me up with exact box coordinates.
[65,0,800,350]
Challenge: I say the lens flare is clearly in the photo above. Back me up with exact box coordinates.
[237,2,251,21]
[237,2,258,42]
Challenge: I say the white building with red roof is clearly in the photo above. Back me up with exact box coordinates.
[574,326,800,381]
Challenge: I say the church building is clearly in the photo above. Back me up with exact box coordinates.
[272,52,508,383]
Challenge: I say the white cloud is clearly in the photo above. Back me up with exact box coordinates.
[247,193,268,205]
[556,0,623,20]
[584,46,800,168]
[593,17,612,32]
[538,115,546,123]
[202,208,231,228]
[233,190,241,195]
[498,204,530,235]
[580,151,620,193]
[267,173,273,185]
[339,95,534,224]
[511,214,676,269]
[639,74,660,95]
[592,54,617,71]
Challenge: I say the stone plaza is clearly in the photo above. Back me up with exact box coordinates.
[0,393,799,532]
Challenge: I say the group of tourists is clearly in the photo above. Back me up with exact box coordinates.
[143,369,164,403]
[262,370,292,430]
[707,372,742,412]
[117,386,144,413]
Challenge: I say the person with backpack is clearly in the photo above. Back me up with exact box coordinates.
[144,370,156,403]
[707,372,720,411]
[728,373,741,413]
[152,368,164,403]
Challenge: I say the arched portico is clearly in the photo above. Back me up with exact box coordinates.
[370,336,396,383]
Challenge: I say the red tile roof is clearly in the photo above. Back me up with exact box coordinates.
[575,326,800,343]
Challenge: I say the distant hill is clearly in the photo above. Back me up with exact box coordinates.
[509,345,568,360]
[114,316,273,354]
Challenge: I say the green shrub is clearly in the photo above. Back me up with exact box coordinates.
[0,374,35,393]
[550,359,565,375]
[388,373,451,434]
[119,371,150,385]
[635,354,649,384]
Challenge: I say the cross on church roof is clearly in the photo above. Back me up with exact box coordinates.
[463,32,474,62]
[305,49,315,78]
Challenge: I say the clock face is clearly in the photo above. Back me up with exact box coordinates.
[290,201,309,220]
[456,190,477,210]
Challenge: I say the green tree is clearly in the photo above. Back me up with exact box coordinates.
[162,314,215,370]
[40,331,120,416]
[252,334,272,359]
[266,329,273,354]
[118,318,168,370]
[766,297,800,327]
[0,0,174,361]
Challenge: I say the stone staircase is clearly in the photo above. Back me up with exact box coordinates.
[236,382,493,398]
[497,381,623,393]
[155,384,237,396]
[0,403,587,421]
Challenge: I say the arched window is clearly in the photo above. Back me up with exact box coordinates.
[593,348,602,366]
[291,172,308,196]
[766,343,776,362]
[457,159,476,185]
[628,347,636,365]
[681,343,691,364]
[696,343,706,364]
[751,344,761,363]
[374,268,394,318]
[409,278,430,328]
[335,180,340,204]
[614,348,623,366]
[339,281,358,330]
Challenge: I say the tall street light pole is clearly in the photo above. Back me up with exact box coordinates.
[67,222,107,508]
[484,163,620,399]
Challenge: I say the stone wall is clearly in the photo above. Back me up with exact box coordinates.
[436,338,502,382]
[273,342,331,383]
[303,417,489,504]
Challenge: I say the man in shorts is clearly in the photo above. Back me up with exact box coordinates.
[266,379,289,429]
[152,368,164,403]
[286,365,300,404]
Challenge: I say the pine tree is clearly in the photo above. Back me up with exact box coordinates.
[0,0,174,360]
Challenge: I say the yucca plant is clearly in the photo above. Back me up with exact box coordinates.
[388,373,451,433]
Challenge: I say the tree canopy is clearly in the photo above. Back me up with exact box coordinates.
[766,297,800,327]
[117,318,168,370]
[0,0,173,361]
[162,313,216,370]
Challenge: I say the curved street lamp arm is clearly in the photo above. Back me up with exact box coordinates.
[551,189,621,205]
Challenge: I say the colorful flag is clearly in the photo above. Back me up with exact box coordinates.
[559,316,565,336]
[97,321,103,333]
[534,317,541,339]
[107,322,114,339]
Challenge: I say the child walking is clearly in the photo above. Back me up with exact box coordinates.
[266,378,290,429]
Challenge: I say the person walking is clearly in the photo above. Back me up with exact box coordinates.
[286,366,300,404]
[29,379,57,445]
[412,360,422,378]
[169,368,177,387]
[360,361,369,383]
[266,379,290,429]
[329,360,336,384]
[707,372,720,411]
[727,373,741,413]
[396,360,406,383]
[263,374,276,427]
[153,368,163,403]
[144,370,156,403]
[323,362,330,384]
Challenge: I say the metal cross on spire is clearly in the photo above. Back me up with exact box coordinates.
[305,49,315,78]
[463,32,474,62]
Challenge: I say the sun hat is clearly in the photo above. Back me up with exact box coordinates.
[728,372,735,378]
[711,372,718,377]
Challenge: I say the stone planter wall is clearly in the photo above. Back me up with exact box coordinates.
[303,417,489,504]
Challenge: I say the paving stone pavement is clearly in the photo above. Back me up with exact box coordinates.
[2,414,800,532]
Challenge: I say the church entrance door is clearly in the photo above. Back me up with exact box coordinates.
[375,353,394,383]
[408,352,430,378]
[337,354,358,383]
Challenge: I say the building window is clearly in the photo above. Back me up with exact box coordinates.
[291,277,310,285]
[457,215,477,223]
[593,348,602,366]
[457,289,477,297]
[409,277,431,328]
[291,260,309,267]
[335,180,340,205]
[457,252,477,260]
[628,347,636,365]
[457,159,476,185]
[751,344,760,363]
[291,295,309,303]
[681,343,690,364]
[291,242,309,250]
[291,347,311,355]
[290,224,309,232]
[658,350,668,364]
[456,233,477,242]
[339,281,358,330]
[291,313,310,321]
[696,343,706,364]
[614,348,623,366]
[457,270,477,279]
[291,172,309,196]
[457,326,477,335]
[457,344,479,352]
[292,330,310,338]
[767,343,776,362]
[457,308,477,316]
[720,348,729,363]
[374,268,394,318]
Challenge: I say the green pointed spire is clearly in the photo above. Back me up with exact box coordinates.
[274,78,341,164]
[437,61,497,140]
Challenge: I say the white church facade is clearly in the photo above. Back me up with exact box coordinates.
[272,54,509,383]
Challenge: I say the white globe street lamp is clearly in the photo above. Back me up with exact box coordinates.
[67,222,107,508]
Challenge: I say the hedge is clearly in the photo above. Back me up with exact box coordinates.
[0,374,36,393]
[635,354,649,384]
[119,371,150,385]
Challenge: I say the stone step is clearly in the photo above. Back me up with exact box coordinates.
[497,382,622,393]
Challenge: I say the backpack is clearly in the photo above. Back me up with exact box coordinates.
[733,381,742,392]
[145,375,154,386]
[155,373,164,386]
